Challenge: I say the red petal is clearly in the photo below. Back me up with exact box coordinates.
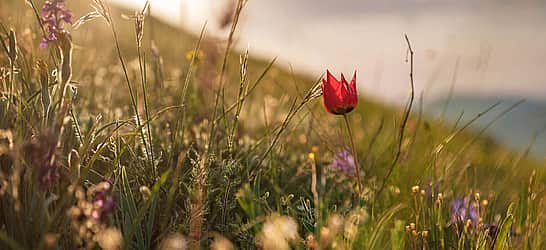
[323,70,342,114]
[326,70,340,86]
[349,71,357,95]
[340,73,349,90]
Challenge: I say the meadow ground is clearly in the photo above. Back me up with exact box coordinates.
[0,0,545,249]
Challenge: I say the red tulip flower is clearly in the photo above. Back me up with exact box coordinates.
[322,69,362,194]
[321,70,358,115]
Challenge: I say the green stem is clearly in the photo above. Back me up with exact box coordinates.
[343,113,362,195]
[137,45,155,177]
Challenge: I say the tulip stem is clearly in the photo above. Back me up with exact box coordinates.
[343,113,362,195]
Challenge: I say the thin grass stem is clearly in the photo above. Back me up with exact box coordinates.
[343,113,363,195]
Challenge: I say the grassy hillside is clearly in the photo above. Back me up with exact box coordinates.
[1,0,545,249]
[427,96,546,159]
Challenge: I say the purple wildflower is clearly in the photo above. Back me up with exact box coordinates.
[450,196,479,225]
[330,149,356,175]
[40,0,73,48]
[91,180,118,221]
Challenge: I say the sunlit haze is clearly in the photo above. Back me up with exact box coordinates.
[3,0,546,247]
[113,0,546,104]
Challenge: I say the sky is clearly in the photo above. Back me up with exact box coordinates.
[112,0,546,104]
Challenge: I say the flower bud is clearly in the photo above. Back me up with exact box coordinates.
[322,70,358,115]
[411,185,420,194]
[140,186,152,201]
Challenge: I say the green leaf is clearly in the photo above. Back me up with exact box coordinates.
[367,204,405,250]
[391,220,405,250]
[494,203,515,250]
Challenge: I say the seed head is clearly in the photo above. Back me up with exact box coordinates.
[160,233,188,250]
[320,227,332,246]
[96,227,123,250]
[211,234,234,250]
[306,234,317,249]
[422,230,429,238]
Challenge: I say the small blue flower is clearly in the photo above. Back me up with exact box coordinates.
[450,196,479,224]
[330,149,356,175]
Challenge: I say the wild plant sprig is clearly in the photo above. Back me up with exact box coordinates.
[80,0,151,172]
[250,79,322,180]
[132,1,156,176]
[213,57,277,124]
[227,48,249,157]
[169,23,206,168]
[375,34,416,201]
[207,0,247,155]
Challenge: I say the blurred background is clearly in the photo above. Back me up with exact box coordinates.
[112,0,546,157]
